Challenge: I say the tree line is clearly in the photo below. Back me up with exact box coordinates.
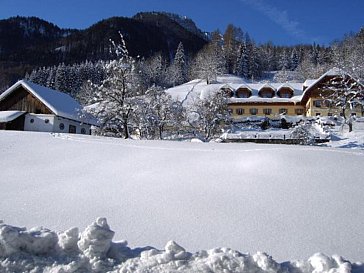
[17,25,364,140]
[24,24,364,95]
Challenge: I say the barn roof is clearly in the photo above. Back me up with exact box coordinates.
[300,67,364,104]
[0,80,96,124]
[0,111,26,123]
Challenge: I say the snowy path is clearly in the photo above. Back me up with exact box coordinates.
[1,131,364,263]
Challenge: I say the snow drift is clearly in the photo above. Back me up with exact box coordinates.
[1,131,364,267]
[1,218,363,273]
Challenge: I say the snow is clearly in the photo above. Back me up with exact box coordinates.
[328,120,364,149]
[1,130,364,270]
[166,75,305,103]
[0,80,96,124]
[0,219,364,272]
[0,111,25,122]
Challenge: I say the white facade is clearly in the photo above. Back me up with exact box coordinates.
[53,116,91,134]
[24,114,91,134]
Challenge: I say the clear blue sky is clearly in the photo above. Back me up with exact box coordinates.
[1,0,363,45]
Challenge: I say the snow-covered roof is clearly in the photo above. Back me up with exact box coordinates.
[300,67,363,103]
[258,83,276,91]
[0,110,25,122]
[303,79,316,87]
[235,84,253,91]
[0,80,96,124]
[277,83,294,91]
[166,76,305,104]
[166,69,361,105]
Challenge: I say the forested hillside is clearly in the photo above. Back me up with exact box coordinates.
[0,12,363,94]
[0,12,208,90]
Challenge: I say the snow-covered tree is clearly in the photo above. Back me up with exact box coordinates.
[235,42,249,79]
[291,121,316,145]
[295,56,330,81]
[191,31,226,84]
[331,30,364,82]
[137,53,168,89]
[278,49,290,71]
[245,37,261,80]
[223,24,244,74]
[169,42,188,86]
[136,85,175,139]
[85,33,142,138]
[290,48,300,70]
[186,89,231,141]
[54,63,68,93]
[318,69,364,132]
[28,67,48,86]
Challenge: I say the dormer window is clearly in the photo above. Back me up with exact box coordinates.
[258,87,275,98]
[277,87,294,98]
[236,88,252,98]
[220,87,234,98]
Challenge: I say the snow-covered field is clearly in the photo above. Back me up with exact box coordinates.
[1,130,364,272]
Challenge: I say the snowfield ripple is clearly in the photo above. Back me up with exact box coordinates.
[0,218,363,273]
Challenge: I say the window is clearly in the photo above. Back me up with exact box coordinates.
[263,108,272,115]
[249,108,258,115]
[221,88,233,97]
[316,112,321,116]
[279,108,287,114]
[277,88,293,98]
[69,125,76,134]
[314,100,322,108]
[45,119,49,124]
[260,91,274,98]
[323,100,332,108]
[236,89,251,98]
[30,119,34,123]
[59,123,65,130]
[236,108,244,115]
[295,109,304,115]
[280,93,291,98]
[328,113,333,116]
[351,113,357,117]
[81,128,86,134]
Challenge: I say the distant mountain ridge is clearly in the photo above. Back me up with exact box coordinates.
[0,12,208,88]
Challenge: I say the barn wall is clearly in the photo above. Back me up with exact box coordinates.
[0,87,52,114]
[24,114,55,132]
[23,114,91,134]
[53,116,91,134]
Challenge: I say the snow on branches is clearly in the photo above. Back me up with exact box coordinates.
[85,33,142,138]
[318,69,364,132]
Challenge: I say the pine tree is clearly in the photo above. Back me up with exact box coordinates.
[278,49,290,70]
[223,24,244,74]
[170,42,188,86]
[235,42,249,79]
[54,63,68,92]
[290,48,299,70]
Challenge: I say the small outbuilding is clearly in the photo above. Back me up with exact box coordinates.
[0,80,96,134]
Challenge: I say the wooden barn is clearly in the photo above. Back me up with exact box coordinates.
[0,80,96,134]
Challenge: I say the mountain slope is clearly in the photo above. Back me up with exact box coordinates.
[0,13,208,88]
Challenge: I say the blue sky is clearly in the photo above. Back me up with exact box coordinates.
[0,0,363,45]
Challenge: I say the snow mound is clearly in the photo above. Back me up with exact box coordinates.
[0,219,363,273]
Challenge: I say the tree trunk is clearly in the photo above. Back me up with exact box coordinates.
[348,121,353,132]
[159,125,163,140]
[124,119,129,139]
